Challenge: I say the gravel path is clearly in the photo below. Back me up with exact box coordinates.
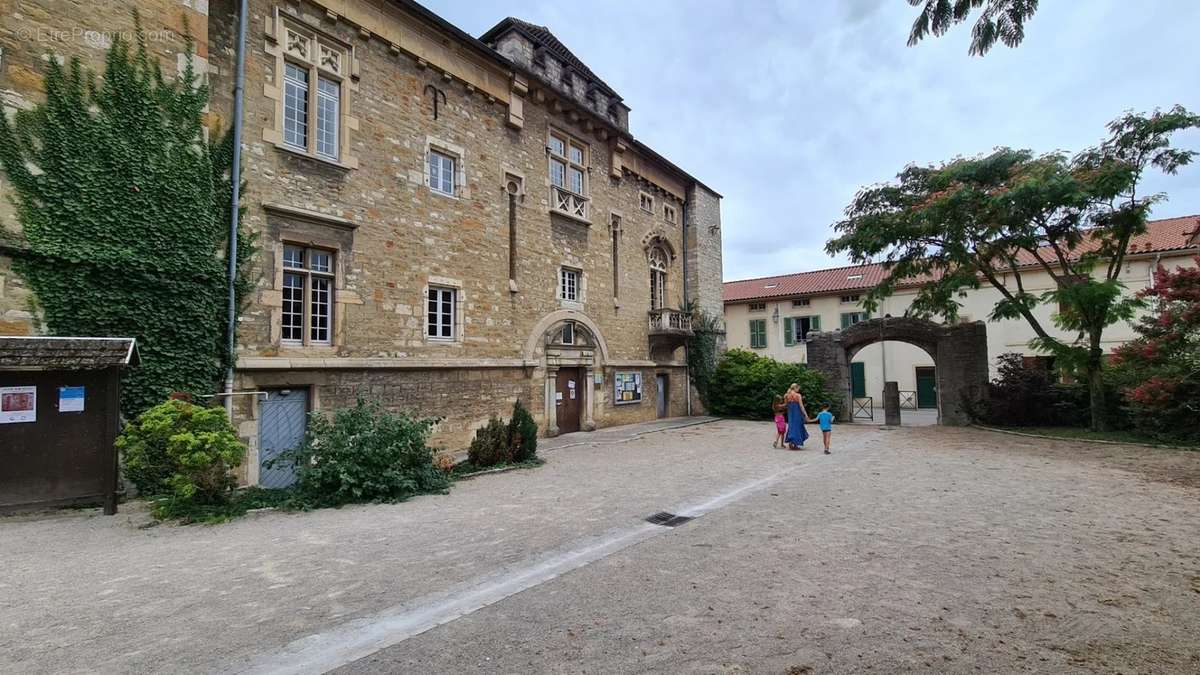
[2,421,1197,674]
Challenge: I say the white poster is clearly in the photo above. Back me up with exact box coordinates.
[0,386,37,424]
[58,386,85,413]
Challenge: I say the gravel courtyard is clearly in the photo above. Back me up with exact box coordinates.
[2,420,1198,674]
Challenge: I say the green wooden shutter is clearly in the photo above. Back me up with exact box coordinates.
[840,313,851,329]
[851,362,867,398]
[784,318,795,346]
[810,315,821,332]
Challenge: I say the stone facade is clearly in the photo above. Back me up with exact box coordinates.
[0,0,723,483]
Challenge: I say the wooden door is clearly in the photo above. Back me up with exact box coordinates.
[555,368,582,433]
[850,362,867,398]
[916,367,938,408]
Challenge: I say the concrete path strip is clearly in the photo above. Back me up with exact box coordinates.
[227,465,799,675]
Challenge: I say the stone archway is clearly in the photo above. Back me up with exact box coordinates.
[805,317,988,426]
[524,310,610,437]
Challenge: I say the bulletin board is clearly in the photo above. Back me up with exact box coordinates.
[613,371,643,405]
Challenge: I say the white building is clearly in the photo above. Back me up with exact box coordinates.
[723,215,1200,409]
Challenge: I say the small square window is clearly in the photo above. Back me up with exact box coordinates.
[748,302,766,312]
[663,204,677,224]
[639,192,654,214]
[561,322,575,345]
[792,298,810,307]
[840,294,861,304]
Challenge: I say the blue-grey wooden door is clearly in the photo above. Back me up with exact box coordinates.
[258,389,307,488]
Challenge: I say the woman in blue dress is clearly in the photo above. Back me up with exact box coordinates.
[783,383,811,450]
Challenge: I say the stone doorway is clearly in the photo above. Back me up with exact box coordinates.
[806,317,987,426]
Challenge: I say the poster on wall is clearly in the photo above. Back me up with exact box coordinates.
[0,386,37,424]
[613,372,643,405]
[58,386,85,413]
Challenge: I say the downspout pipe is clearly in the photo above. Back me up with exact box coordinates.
[223,0,249,416]
[682,189,692,417]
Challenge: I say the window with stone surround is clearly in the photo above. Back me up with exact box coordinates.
[649,246,668,310]
[610,213,621,299]
[428,149,455,196]
[549,129,588,219]
[267,12,356,167]
[663,204,676,224]
[282,245,335,346]
[639,192,654,214]
[560,267,581,302]
[427,286,457,340]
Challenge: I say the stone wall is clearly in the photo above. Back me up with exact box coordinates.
[0,0,210,336]
[806,317,988,426]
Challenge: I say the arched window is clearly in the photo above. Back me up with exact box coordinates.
[648,246,669,310]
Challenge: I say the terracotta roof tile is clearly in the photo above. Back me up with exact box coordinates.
[724,215,1200,303]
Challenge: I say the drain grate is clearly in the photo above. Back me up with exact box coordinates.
[645,511,694,527]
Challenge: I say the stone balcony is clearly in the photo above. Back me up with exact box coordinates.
[648,308,693,350]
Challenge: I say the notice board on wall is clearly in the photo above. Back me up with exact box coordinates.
[613,372,643,405]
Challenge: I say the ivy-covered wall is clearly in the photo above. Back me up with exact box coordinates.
[0,23,252,417]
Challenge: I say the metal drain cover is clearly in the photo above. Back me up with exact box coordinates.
[645,511,693,527]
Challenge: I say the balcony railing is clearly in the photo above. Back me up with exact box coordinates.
[551,186,588,220]
[648,308,693,335]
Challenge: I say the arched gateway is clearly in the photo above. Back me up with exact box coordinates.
[805,317,988,425]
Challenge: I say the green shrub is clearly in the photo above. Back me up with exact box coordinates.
[282,398,450,507]
[707,349,839,419]
[468,416,512,468]
[116,399,244,518]
[508,400,539,462]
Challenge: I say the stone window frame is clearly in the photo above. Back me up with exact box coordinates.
[423,276,465,344]
[548,127,590,221]
[663,203,677,224]
[648,244,669,311]
[639,191,654,215]
[281,244,336,347]
[559,266,583,304]
[272,233,347,351]
[609,211,622,304]
[424,136,468,199]
[263,9,360,170]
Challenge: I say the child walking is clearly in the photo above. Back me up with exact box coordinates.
[816,403,834,454]
[771,395,787,448]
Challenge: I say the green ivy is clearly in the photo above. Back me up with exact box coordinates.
[686,305,723,408]
[0,15,255,417]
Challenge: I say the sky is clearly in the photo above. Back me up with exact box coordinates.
[425,0,1200,282]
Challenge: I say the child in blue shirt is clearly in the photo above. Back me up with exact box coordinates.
[816,404,834,455]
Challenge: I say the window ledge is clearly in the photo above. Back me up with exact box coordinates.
[548,208,592,227]
[274,142,356,171]
[263,202,358,230]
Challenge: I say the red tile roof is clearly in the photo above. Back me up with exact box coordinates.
[724,215,1200,303]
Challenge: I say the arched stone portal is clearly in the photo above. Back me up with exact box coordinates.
[806,317,988,426]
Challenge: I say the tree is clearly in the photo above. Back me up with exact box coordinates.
[1108,258,1200,441]
[825,107,1199,431]
[0,16,253,416]
[907,0,1040,56]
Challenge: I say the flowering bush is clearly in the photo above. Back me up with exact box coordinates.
[1108,258,1200,443]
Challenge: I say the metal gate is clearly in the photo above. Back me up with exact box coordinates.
[259,389,307,489]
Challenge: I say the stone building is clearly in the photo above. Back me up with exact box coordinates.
[0,0,723,482]
[723,216,1199,412]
